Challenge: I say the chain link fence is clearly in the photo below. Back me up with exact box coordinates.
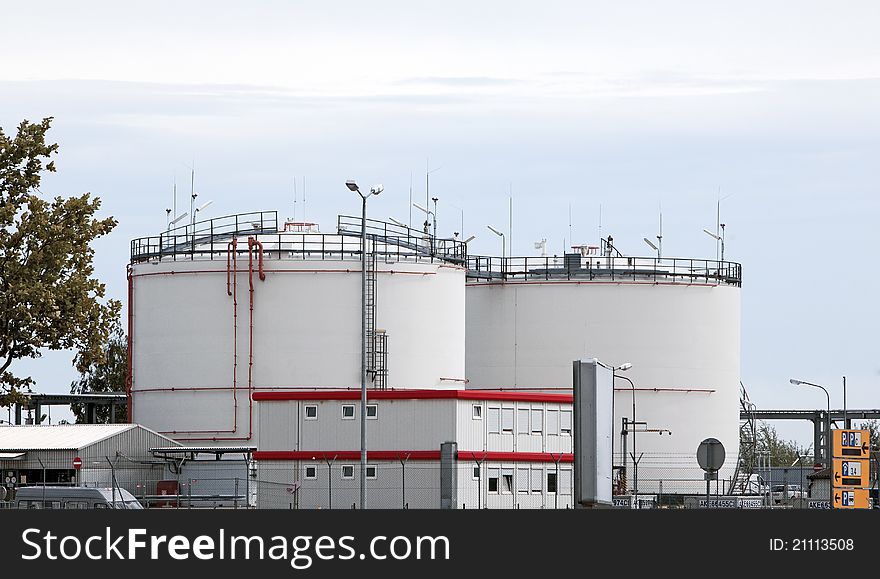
[2,453,876,509]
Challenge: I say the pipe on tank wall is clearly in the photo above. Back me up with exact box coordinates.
[141,237,265,441]
[126,264,133,423]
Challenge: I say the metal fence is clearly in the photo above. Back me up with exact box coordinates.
[2,454,876,509]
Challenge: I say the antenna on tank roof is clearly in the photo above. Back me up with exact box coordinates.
[568,203,572,251]
[293,176,298,222]
[302,176,307,223]
[508,184,513,259]
[657,202,663,259]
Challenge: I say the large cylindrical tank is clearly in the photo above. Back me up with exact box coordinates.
[465,254,742,493]
[129,213,466,445]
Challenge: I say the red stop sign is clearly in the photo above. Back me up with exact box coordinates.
[73,457,82,470]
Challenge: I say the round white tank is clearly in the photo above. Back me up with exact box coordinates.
[465,255,742,493]
[129,213,466,445]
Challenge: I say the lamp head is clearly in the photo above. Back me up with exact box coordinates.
[789,379,803,386]
[370,184,383,195]
[345,180,359,192]
[464,235,476,243]
[616,363,633,371]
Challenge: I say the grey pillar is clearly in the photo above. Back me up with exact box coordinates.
[440,441,458,509]
[812,414,826,467]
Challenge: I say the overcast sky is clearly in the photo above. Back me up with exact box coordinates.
[2,1,878,443]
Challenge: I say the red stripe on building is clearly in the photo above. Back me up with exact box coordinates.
[253,450,572,463]
[252,389,574,403]
[254,450,441,461]
[458,451,573,463]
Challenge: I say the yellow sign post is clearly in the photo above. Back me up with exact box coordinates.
[830,429,872,510]
[832,458,869,488]
[831,429,870,459]
[832,488,870,510]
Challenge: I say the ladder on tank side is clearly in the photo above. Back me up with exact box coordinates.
[364,245,388,389]
[728,382,758,495]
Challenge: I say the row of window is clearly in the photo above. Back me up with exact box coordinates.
[478,406,572,436]
[304,404,378,420]
[303,464,377,480]
[300,464,572,493]
[473,466,573,495]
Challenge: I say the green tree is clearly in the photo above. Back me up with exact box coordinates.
[755,422,812,466]
[69,320,127,423]
[855,419,879,450]
[0,118,120,406]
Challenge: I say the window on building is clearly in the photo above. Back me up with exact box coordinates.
[501,407,514,433]
[531,409,543,434]
[488,407,501,434]
[341,404,355,419]
[341,465,355,479]
[366,404,378,419]
[366,465,377,479]
[473,465,481,480]
[488,468,499,494]
[472,404,483,419]
[547,409,559,436]
[561,410,572,435]
[304,405,318,420]
[560,469,573,494]
[304,465,317,480]
[531,469,543,494]
[547,472,558,494]
[502,469,514,494]
[516,467,529,494]
[517,408,530,434]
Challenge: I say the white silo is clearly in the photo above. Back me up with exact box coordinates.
[465,251,742,493]
[128,212,467,445]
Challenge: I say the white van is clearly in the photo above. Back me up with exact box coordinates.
[13,486,143,509]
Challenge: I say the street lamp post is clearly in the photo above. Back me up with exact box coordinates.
[612,363,635,504]
[487,225,505,261]
[346,180,382,509]
[790,378,831,467]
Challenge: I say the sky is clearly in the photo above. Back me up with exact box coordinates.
[1,1,878,444]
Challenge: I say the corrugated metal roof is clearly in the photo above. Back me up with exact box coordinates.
[0,424,139,450]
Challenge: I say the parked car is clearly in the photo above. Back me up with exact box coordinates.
[12,486,143,509]
[770,484,805,503]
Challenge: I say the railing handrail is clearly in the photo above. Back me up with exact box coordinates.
[465,254,742,286]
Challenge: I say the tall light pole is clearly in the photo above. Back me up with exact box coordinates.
[487,225,505,259]
[612,363,636,504]
[702,228,725,262]
[413,202,436,255]
[346,179,382,509]
[790,378,831,467]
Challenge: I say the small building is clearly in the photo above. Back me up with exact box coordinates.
[253,390,574,509]
[0,424,179,501]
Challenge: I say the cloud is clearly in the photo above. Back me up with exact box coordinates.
[396,76,524,87]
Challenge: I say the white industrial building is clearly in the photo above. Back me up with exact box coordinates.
[0,423,178,500]
[127,210,742,507]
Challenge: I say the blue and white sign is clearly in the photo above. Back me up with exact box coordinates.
[842,431,862,447]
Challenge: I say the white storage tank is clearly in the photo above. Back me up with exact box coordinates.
[465,253,742,493]
[128,212,467,445]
